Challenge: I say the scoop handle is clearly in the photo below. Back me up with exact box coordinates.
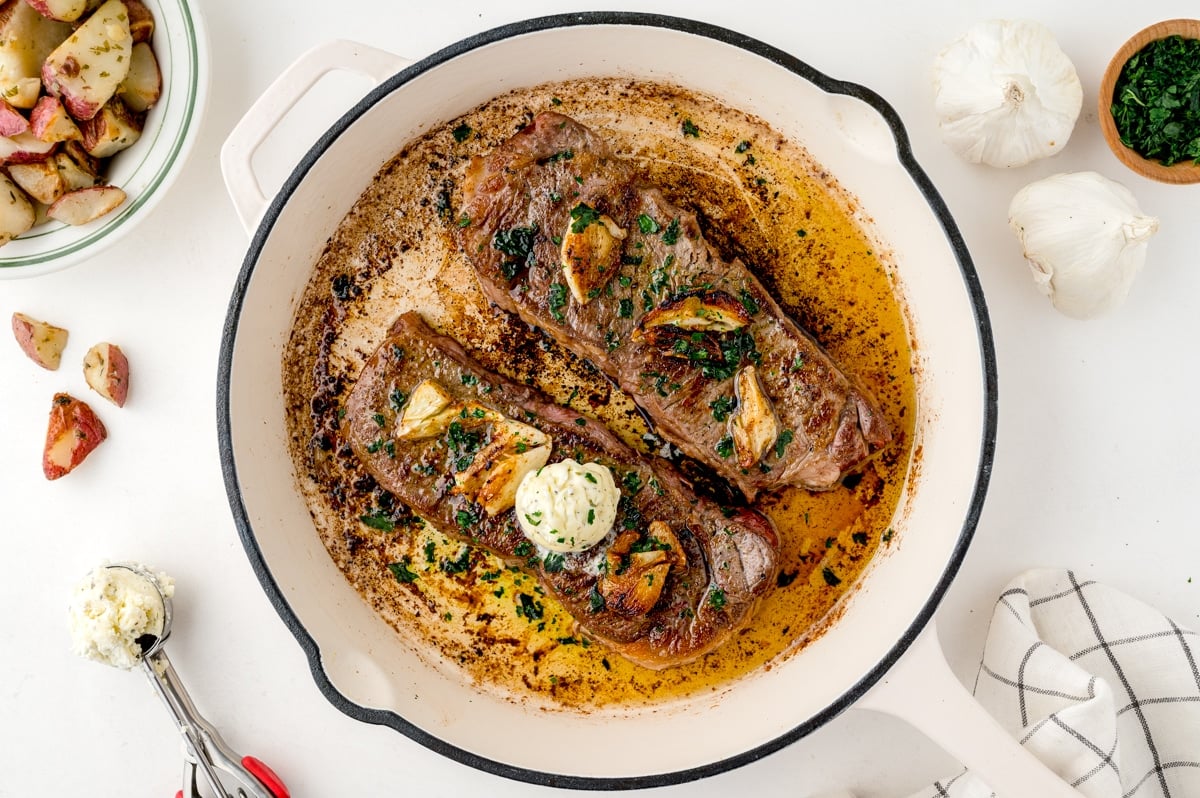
[242,756,290,798]
[220,40,412,234]
[856,618,1083,797]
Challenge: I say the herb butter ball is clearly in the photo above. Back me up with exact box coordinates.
[515,460,619,553]
[68,563,174,670]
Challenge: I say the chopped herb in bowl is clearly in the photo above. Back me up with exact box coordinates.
[1111,34,1200,166]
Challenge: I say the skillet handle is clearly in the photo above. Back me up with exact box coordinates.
[220,40,412,234]
[856,619,1084,798]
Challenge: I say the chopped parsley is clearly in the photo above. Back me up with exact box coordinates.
[389,388,408,411]
[618,298,634,318]
[852,532,869,546]
[569,202,602,233]
[388,559,420,583]
[735,140,751,153]
[440,547,472,574]
[455,507,478,532]
[681,118,700,138]
[447,421,482,472]
[709,395,736,422]
[1111,35,1200,165]
[716,434,734,459]
[637,213,660,234]
[548,282,568,322]
[516,592,545,621]
[513,540,534,558]
[739,289,760,316]
[544,148,574,163]
[774,430,795,459]
[492,224,538,281]
[708,588,727,610]
[542,552,565,573]
[622,471,642,494]
[451,122,472,142]
[822,567,842,587]
[461,373,478,386]
[588,585,606,613]
[661,218,681,245]
[359,512,395,532]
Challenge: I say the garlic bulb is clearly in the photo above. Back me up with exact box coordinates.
[1008,172,1159,320]
[933,20,1082,168]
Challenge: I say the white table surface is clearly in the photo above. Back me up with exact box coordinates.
[3,0,1199,796]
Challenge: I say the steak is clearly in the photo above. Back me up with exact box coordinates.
[344,312,779,670]
[457,112,891,500]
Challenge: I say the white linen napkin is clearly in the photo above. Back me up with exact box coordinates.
[908,569,1200,798]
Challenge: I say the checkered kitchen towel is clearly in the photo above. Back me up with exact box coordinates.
[910,569,1200,798]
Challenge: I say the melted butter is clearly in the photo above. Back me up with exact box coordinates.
[283,78,915,710]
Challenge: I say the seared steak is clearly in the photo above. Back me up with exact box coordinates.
[344,312,779,670]
[458,112,890,500]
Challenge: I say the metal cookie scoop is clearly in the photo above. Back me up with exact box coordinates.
[103,563,289,798]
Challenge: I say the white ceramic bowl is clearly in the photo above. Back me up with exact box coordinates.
[0,0,208,279]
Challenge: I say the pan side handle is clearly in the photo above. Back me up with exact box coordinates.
[220,40,413,234]
[856,619,1084,798]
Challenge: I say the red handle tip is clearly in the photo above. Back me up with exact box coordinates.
[242,755,289,798]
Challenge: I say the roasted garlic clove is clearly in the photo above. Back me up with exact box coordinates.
[561,203,626,304]
[646,519,686,571]
[599,526,677,616]
[453,419,552,515]
[730,365,779,468]
[394,379,460,440]
[633,290,751,339]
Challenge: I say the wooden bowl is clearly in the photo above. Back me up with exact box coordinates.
[1099,18,1200,184]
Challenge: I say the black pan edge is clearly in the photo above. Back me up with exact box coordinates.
[217,10,997,791]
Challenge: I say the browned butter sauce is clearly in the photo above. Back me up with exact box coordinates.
[283,78,915,710]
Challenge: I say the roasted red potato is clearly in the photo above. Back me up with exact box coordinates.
[82,342,128,407]
[12,311,68,369]
[43,392,107,479]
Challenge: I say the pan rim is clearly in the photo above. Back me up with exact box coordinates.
[217,10,997,790]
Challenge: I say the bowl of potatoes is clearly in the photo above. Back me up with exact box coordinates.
[0,0,208,278]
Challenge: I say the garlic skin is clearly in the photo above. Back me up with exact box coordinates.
[933,20,1082,168]
[1008,172,1159,319]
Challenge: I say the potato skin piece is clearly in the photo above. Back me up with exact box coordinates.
[83,342,129,407]
[42,392,107,479]
[11,311,67,368]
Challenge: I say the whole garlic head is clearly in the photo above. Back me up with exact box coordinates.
[1008,171,1159,319]
[933,20,1082,168]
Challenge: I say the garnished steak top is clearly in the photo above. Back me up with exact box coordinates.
[457,112,891,500]
[344,312,780,670]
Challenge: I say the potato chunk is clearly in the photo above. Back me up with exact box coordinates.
[41,0,133,121]
[12,311,68,369]
[0,174,36,245]
[83,342,129,407]
[43,392,107,479]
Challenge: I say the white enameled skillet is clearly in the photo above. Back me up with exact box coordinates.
[218,14,1078,795]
